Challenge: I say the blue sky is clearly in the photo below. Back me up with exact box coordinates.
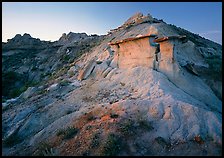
[2,2,222,44]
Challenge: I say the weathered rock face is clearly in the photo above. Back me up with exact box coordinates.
[77,59,96,80]
[123,12,154,26]
[124,12,143,25]
[2,32,102,99]
[3,33,49,50]
[56,32,89,45]
[55,32,101,47]
[110,36,157,68]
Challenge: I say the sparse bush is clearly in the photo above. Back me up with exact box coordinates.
[68,70,75,77]
[56,126,79,140]
[87,115,97,121]
[110,113,119,118]
[205,56,222,71]
[138,120,154,131]
[118,118,153,137]
[103,133,123,156]
[86,125,92,130]
[37,89,47,95]
[36,141,58,156]
[56,129,65,137]
[155,136,170,148]
[3,132,21,147]
[63,55,70,62]
[205,56,222,81]
[2,71,27,98]
[82,96,95,102]
[118,119,136,136]
[10,81,39,98]
[59,80,71,87]
[66,110,73,115]
[91,132,100,148]
[31,66,38,71]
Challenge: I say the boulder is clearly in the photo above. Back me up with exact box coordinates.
[92,61,109,77]
[77,59,96,81]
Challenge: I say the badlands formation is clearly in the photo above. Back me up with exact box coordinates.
[2,12,222,156]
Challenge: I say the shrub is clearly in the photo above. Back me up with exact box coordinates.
[87,115,97,121]
[63,55,70,62]
[138,120,154,131]
[31,66,38,71]
[118,119,136,136]
[56,126,79,140]
[10,81,38,98]
[2,71,26,98]
[103,133,123,156]
[36,142,57,156]
[37,89,47,95]
[155,136,170,148]
[3,132,21,147]
[59,80,71,87]
[90,132,100,148]
[66,110,73,115]
[110,113,119,118]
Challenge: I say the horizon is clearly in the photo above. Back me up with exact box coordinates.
[2,2,222,44]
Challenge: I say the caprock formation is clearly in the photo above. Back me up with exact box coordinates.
[2,12,222,156]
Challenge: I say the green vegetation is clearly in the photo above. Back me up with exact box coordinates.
[66,110,73,115]
[59,79,71,87]
[2,49,37,70]
[36,141,57,156]
[138,120,154,131]
[87,115,97,121]
[31,66,38,71]
[2,71,39,99]
[103,133,123,156]
[110,113,119,118]
[63,54,70,62]
[56,126,79,140]
[90,132,100,148]
[205,55,222,71]
[205,55,222,81]
[118,118,154,136]
[10,81,38,98]
[48,66,70,82]
[2,71,24,98]
[37,89,47,95]
[118,119,136,136]
[155,136,170,148]
[3,132,22,147]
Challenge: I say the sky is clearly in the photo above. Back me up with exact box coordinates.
[2,2,222,44]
